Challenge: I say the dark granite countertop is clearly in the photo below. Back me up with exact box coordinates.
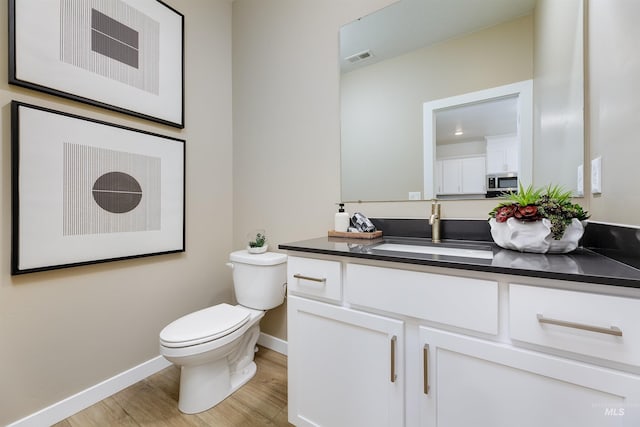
[279,236,640,289]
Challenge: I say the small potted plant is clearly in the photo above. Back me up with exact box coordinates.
[488,184,589,254]
[247,231,268,254]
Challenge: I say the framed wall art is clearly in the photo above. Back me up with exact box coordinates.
[11,101,185,275]
[9,0,184,128]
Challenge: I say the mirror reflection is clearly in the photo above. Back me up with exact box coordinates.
[424,80,532,200]
[340,0,584,202]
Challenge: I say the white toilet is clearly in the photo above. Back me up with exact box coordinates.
[159,250,287,414]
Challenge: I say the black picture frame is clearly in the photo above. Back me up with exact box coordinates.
[11,101,186,275]
[9,0,185,128]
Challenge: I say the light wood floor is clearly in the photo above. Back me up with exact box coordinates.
[54,346,292,426]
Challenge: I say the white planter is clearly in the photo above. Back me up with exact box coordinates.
[489,218,587,254]
[247,245,268,254]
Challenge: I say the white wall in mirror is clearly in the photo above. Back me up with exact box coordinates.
[423,80,533,200]
[339,0,535,74]
[340,14,533,202]
[340,0,584,203]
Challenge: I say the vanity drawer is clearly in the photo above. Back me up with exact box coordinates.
[346,263,498,334]
[287,256,342,303]
[510,284,640,368]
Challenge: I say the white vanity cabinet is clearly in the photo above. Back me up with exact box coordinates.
[287,295,404,427]
[509,284,640,368]
[419,327,639,427]
[287,257,404,427]
[286,254,640,426]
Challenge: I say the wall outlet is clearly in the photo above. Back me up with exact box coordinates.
[591,157,602,194]
[408,191,421,200]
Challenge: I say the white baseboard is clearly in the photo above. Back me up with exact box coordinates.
[258,332,288,356]
[9,335,287,426]
[7,356,172,427]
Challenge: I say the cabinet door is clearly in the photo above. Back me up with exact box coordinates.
[437,157,485,195]
[504,143,519,172]
[486,135,519,173]
[485,146,507,174]
[419,327,640,427]
[440,158,461,194]
[288,295,404,427]
[460,156,486,194]
[435,160,444,195]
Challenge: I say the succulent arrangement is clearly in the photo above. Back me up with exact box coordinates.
[248,232,267,248]
[489,184,589,240]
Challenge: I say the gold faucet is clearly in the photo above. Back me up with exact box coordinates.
[429,199,441,243]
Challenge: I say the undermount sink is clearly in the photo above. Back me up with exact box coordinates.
[372,242,494,260]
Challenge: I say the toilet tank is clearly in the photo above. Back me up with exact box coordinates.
[229,250,287,310]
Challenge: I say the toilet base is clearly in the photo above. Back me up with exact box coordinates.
[160,307,265,415]
[174,322,262,414]
[178,359,258,414]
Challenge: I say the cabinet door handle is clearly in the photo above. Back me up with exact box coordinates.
[293,274,326,284]
[536,314,623,337]
[423,344,430,394]
[390,335,397,383]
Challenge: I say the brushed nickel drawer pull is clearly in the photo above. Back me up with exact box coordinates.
[293,274,326,284]
[423,344,430,394]
[537,314,623,337]
[390,335,397,383]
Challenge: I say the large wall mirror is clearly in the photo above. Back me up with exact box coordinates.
[340,0,584,202]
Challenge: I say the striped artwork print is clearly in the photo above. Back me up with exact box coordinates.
[63,143,162,236]
[60,0,160,94]
[91,8,140,68]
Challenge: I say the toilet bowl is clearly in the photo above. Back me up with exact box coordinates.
[159,250,287,414]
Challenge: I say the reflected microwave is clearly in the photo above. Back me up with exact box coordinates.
[486,173,518,197]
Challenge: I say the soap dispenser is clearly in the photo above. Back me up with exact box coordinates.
[335,203,350,232]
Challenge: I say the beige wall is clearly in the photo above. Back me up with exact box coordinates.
[588,0,640,225]
[0,0,234,424]
[341,15,533,201]
[232,0,394,339]
[533,0,584,194]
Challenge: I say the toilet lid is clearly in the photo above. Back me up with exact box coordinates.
[159,303,251,348]
[230,250,287,266]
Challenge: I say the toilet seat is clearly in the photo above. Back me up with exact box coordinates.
[160,303,251,348]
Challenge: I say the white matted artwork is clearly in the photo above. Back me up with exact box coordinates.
[9,0,184,128]
[11,101,185,274]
